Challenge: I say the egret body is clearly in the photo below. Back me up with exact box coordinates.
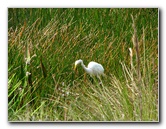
[74,59,104,78]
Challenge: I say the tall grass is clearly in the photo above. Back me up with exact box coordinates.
[8,8,158,121]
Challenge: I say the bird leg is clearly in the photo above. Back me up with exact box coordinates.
[97,76,103,86]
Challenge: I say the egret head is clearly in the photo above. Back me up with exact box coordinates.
[74,59,83,71]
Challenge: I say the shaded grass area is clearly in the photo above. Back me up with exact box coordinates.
[8,8,158,121]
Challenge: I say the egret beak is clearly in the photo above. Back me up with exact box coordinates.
[74,64,77,71]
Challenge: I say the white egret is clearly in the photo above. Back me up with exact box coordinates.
[74,59,105,80]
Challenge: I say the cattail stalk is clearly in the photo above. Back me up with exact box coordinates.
[131,15,141,81]
[129,47,134,77]
[131,15,142,120]
[40,56,47,78]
